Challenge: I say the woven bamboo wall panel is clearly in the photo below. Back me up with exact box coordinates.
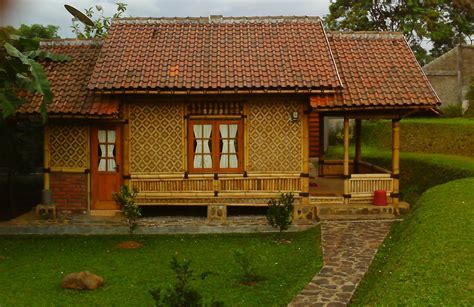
[129,102,184,173]
[131,178,213,192]
[248,100,302,172]
[49,125,88,168]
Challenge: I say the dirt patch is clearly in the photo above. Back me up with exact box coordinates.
[116,241,143,249]
[275,238,292,245]
[0,256,6,261]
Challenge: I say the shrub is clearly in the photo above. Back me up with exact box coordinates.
[440,104,463,117]
[112,185,141,235]
[150,255,223,307]
[266,193,294,233]
[150,256,202,307]
[233,249,265,284]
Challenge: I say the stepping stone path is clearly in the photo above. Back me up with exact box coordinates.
[289,220,393,307]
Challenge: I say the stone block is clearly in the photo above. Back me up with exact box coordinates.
[207,205,227,221]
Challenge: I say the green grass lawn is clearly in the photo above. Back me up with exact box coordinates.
[351,177,474,305]
[0,228,321,306]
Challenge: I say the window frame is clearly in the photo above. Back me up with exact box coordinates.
[187,119,244,173]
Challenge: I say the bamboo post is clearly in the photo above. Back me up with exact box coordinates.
[302,106,309,205]
[123,103,130,186]
[354,119,362,174]
[392,119,401,214]
[243,102,249,172]
[343,117,350,204]
[43,125,50,191]
[318,113,325,177]
[182,102,187,173]
[86,126,91,212]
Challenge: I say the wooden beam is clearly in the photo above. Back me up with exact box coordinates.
[392,119,401,214]
[343,117,350,204]
[354,119,362,173]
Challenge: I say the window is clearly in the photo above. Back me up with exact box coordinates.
[97,129,117,172]
[188,120,243,172]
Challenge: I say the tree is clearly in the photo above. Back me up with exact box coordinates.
[0,29,68,120]
[71,3,127,38]
[15,24,59,40]
[324,0,474,64]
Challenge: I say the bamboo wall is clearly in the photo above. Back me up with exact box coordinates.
[49,125,89,169]
[129,102,184,174]
[247,98,303,173]
[126,95,307,204]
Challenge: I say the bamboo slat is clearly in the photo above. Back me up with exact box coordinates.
[392,119,401,213]
[43,125,50,190]
[50,167,88,173]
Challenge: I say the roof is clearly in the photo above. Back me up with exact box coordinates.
[88,16,342,91]
[19,39,119,116]
[18,17,441,117]
[311,32,440,109]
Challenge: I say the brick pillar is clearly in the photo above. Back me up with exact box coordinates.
[50,173,87,213]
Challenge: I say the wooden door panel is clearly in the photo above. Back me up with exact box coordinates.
[91,126,122,210]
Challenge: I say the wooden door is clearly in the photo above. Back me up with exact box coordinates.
[91,126,122,210]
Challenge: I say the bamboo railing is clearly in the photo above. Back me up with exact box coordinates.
[130,174,303,201]
[345,173,394,202]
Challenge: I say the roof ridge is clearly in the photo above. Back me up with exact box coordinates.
[112,15,321,24]
[40,38,103,47]
[328,31,404,39]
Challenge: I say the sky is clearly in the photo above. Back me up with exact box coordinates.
[1,0,331,38]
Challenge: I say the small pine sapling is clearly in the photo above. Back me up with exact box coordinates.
[233,249,265,285]
[112,185,141,235]
[150,255,223,306]
[266,192,295,235]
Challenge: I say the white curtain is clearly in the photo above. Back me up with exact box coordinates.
[193,124,212,168]
[107,130,116,171]
[98,130,107,171]
[228,124,238,168]
[220,124,238,168]
[219,124,229,168]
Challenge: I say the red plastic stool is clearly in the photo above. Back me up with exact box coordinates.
[373,190,388,206]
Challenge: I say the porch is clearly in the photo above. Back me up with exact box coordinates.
[296,115,409,221]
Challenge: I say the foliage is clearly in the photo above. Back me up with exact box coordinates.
[325,145,474,205]
[351,178,474,305]
[359,118,474,157]
[266,193,295,233]
[440,104,463,117]
[465,76,474,118]
[0,29,69,120]
[71,3,127,38]
[112,185,141,235]
[233,249,265,284]
[0,228,322,305]
[15,24,59,39]
[150,255,203,307]
[324,0,474,64]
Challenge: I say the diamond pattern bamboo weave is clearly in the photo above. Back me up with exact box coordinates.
[49,125,88,168]
[129,102,184,173]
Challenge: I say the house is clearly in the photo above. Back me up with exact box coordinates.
[423,44,474,112]
[20,16,440,220]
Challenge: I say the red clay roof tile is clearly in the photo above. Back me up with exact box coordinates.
[19,39,119,116]
[88,16,342,91]
[315,32,440,109]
